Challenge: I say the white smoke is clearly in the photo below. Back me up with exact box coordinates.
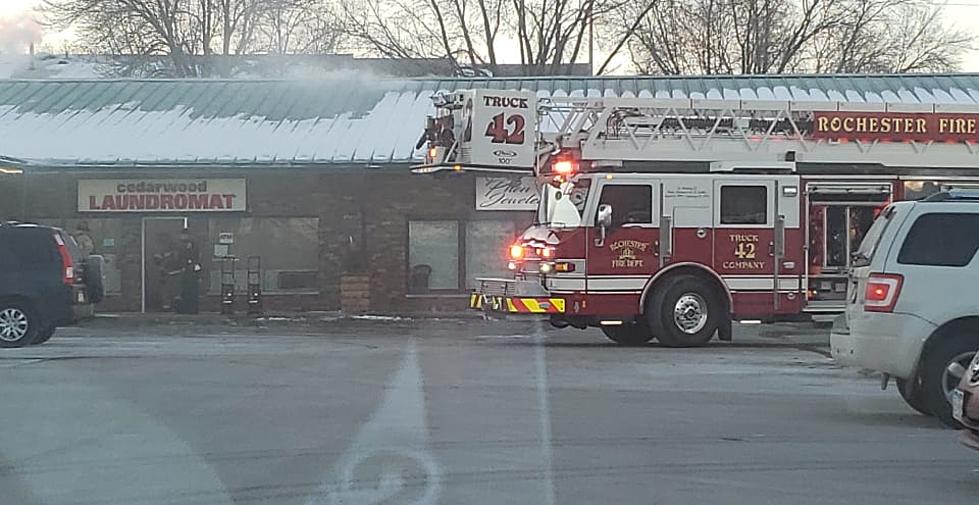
[0,14,43,56]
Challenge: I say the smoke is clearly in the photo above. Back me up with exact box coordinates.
[0,14,44,56]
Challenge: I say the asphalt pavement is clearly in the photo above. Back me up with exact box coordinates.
[0,316,975,505]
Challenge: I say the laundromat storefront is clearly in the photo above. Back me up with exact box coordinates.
[59,174,325,313]
[1,168,532,315]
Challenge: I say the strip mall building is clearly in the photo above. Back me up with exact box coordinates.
[1,74,978,314]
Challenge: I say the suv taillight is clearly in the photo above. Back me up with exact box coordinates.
[864,273,903,313]
[52,233,75,285]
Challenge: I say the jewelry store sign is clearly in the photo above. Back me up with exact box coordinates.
[475,176,539,211]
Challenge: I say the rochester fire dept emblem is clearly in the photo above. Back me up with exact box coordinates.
[609,240,650,268]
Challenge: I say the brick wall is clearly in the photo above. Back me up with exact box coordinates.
[0,175,25,220]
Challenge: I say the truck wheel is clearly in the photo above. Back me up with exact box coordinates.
[648,275,723,348]
[601,322,654,346]
[30,324,56,345]
[0,303,39,348]
[919,334,976,428]
[896,377,932,416]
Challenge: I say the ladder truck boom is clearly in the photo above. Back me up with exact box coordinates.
[416,91,979,173]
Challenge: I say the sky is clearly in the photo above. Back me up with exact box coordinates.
[1,0,979,73]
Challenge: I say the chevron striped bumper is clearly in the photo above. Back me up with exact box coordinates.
[469,294,566,314]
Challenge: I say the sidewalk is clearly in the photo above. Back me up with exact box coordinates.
[82,309,487,330]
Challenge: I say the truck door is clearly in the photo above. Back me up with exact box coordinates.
[586,179,659,298]
[805,182,892,310]
[661,179,714,268]
[712,179,779,317]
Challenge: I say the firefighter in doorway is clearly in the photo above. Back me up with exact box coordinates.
[174,229,202,314]
[153,233,182,311]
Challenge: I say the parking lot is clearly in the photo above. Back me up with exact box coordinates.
[0,317,975,505]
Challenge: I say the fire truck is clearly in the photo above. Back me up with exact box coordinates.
[414,89,979,346]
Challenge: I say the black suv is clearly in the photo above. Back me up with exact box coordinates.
[0,223,104,347]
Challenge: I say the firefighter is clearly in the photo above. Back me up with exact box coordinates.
[152,233,182,311]
[73,221,96,256]
[174,228,202,315]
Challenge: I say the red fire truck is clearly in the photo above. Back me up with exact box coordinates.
[415,89,979,346]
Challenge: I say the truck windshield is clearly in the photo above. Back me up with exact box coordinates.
[537,178,591,227]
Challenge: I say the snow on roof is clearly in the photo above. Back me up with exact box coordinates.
[0,54,105,80]
[2,73,979,167]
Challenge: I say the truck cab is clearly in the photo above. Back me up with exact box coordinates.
[473,166,803,347]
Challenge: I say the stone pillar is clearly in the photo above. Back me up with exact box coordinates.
[339,274,371,315]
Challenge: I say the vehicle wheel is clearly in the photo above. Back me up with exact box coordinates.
[601,322,654,346]
[0,303,39,348]
[30,324,56,345]
[647,275,724,348]
[896,376,933,416]
[919,335,976,428]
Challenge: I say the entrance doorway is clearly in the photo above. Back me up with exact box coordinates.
[142,217,189,313]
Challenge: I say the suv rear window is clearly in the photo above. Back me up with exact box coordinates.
[0,228,60,266]
[854,205,895,264]
[897,213,979,267]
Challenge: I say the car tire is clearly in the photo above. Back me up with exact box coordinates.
[896,377,933,416]
[601,322,654,346]
[0,302,39,348]
[919,334,976,428]
[30,324,56,345]
[648,275,723,348]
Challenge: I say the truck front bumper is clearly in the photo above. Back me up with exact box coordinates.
[469,277,565,315]
[469,293,566,314]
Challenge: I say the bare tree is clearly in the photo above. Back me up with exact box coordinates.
[44,0,211,75]
[42,0,346,76]
[257,0,344,54]
[626,0,972,75]
[341,0,636,75]
[812,0,972,73]
[217,0,262,54]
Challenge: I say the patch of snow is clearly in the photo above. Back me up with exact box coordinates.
[0,53,107,79]
[474,334,534,340]
[0,54,28,79]
[350,314,412,322]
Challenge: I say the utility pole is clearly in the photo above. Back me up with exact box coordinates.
[588,3,594,75]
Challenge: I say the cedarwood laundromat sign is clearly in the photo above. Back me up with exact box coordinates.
[78,179,247,212]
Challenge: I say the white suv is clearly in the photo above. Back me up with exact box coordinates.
[831,191,979,427]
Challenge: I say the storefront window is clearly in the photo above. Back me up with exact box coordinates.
[408,220,517,294]
[207,217,319,293]
[408,221,460,293]
[465,221,516,289]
